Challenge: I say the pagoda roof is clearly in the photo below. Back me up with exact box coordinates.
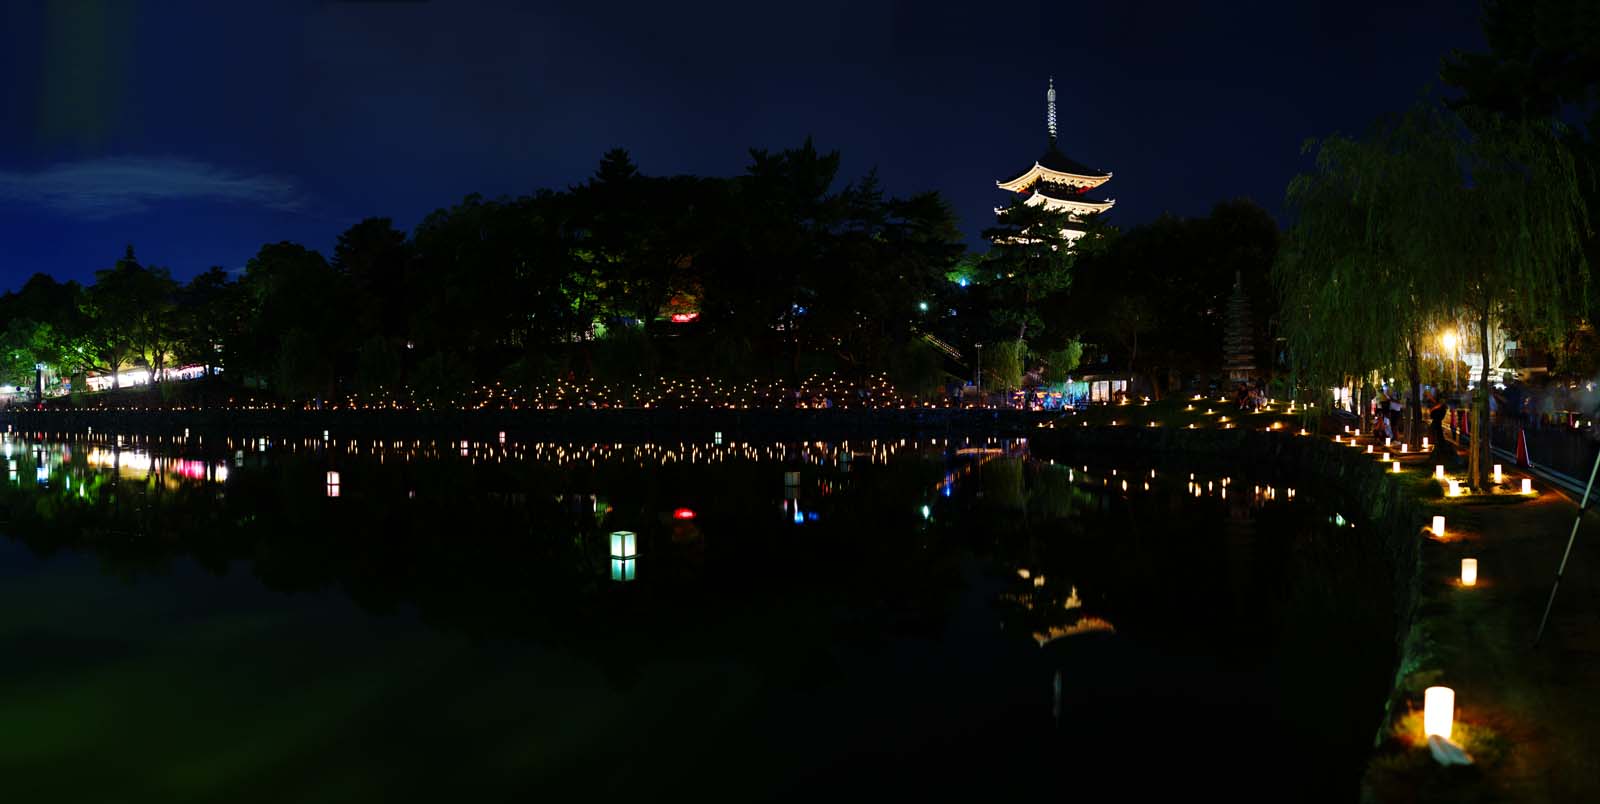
[1036,146,1107,178]
[997,145,1112,192]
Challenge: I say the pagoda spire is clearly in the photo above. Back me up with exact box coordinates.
[1046,77,1057,146]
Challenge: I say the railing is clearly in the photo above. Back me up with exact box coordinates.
[1487,415,1600,481]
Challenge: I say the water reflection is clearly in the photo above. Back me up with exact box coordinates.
[0,430,1395,801]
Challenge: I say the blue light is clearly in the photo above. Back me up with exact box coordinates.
[942,485,953,497]
[794,508,804,524]
[957,277,969,288]
[805,512,820,522]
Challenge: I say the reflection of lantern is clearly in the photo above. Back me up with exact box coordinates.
[611,558,636,581]
[1522,478,1533,494]
[1424,686,1455,740]
[714,431,723,445]
[1461,559,1478,586]
[1432,516,1446,537]
[783,471,800,486]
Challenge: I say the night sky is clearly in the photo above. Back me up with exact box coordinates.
[0,0,1485,291]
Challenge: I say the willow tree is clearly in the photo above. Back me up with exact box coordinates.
[1277,110,1448,438]
[1400,108,1591,488]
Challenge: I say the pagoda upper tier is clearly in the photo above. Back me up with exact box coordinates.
[995,78,1114,230]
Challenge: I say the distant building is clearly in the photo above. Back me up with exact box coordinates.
[995,77,1115,245]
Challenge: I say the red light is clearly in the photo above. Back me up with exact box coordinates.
[672,507,696,520]
[670,312,699,323]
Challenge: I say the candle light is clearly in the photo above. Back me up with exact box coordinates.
[1432,515,1446,537]
[1461,558,1478,586]
[1424,686,1455,740]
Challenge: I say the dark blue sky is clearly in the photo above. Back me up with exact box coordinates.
[0,0,1485,291]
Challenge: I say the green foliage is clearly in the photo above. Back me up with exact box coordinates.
[986,339,1026,392]
[888,338,949,400]
[590,325,657,383]
[354,336,401,392]
[1039,340,1083,383]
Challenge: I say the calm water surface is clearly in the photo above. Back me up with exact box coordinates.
[0,433,1395,801]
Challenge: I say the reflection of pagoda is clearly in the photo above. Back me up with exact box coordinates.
[995,77,1115,244]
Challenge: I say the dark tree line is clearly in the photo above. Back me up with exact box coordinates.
[0,138,1289,404]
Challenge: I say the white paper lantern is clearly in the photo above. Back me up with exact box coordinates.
[1424,686,1455,740]
[1432,516,1446,537]
[1461,559,1478,587]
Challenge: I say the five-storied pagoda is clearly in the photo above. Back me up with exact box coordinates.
[995,78,1114,244]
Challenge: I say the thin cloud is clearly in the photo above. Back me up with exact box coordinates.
[0,157,305,218]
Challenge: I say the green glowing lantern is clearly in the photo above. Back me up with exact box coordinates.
[610,530,638,582]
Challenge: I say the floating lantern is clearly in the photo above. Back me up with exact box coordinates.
[1432,516,1446,537]
[1382,452,1390,461]
[1461,558,1478,586]
[1435,465,1445,479]
[920,504,931,520]
[1447,479,1461,497]
[498,431,506,444]
[672,507,696,520]
[326,470,340,485]
[1424,686,1455,740]
[1367,445,1373,453]
[1422,437,1430,448]
[1522,478,1533,494]
[1017,568,1031,580]
[714,431,723,445]
[1385,437,1392,447]
[1393,461,1401,473]
[1400,443,1409,453]
[1493,464,1502,484]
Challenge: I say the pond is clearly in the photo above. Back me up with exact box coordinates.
[0,432,1396,802]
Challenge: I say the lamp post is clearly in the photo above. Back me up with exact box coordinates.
[33,362,43,407]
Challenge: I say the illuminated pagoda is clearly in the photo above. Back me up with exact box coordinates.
[995,77,1114,244]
